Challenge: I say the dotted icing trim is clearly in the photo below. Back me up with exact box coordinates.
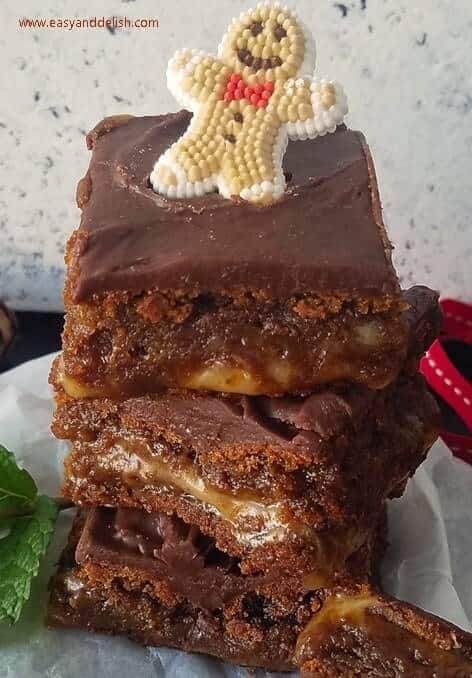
[150,2,348,204]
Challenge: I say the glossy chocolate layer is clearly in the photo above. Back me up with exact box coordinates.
[72,112,399,302]
[76,507,247,610]
[75,507,379,614]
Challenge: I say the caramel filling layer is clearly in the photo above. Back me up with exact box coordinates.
[183,361,292,395]
[103,437,291,547]
[61,372,105,400]
[60,315,403,398]
[86,436,365,562]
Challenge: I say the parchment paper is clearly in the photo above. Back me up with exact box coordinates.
[0,353,471,677]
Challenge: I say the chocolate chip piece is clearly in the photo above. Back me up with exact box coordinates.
[234,112,243,123]
[224,133,236,144]
[273,24,287,41]
[252,57,262,70]
[270,56,282,68]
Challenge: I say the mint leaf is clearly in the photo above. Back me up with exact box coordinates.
[0,444,37,519]
[0,495,58,624]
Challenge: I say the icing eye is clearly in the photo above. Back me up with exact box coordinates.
[249,21,263,36]
[273,23,287,41]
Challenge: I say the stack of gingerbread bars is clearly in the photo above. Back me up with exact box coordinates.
[47,112,472,674]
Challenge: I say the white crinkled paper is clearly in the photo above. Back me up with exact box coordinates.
[0,353,471,678]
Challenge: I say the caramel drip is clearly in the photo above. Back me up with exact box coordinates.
[297,591,379,654]
[302,572,333,591]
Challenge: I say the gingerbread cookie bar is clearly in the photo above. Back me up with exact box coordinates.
[48,2,451,672]
[51,369,438,577]
[47,508,385,672]
[49,514,472,674]
[62,112,411,399]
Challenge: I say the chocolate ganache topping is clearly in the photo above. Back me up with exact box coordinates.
[72,112,399,302]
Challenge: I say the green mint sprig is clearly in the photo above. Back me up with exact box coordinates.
[0,445,37,519]
[0,444,71,624]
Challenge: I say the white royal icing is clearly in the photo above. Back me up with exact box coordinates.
[151,3,348,204]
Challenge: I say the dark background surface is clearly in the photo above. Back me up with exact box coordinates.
[1,312,63,373]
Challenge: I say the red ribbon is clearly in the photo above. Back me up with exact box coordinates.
[420,298,472,464]
[223,72,274,108]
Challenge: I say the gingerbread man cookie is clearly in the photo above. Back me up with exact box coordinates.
[150,3,348,204]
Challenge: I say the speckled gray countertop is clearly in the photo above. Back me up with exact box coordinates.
[1,0,471,310]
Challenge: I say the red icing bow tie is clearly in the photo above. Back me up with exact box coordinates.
[223,72,274,108]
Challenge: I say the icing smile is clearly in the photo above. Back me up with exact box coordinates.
[237,48,282,70]
[236,19,287,71]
